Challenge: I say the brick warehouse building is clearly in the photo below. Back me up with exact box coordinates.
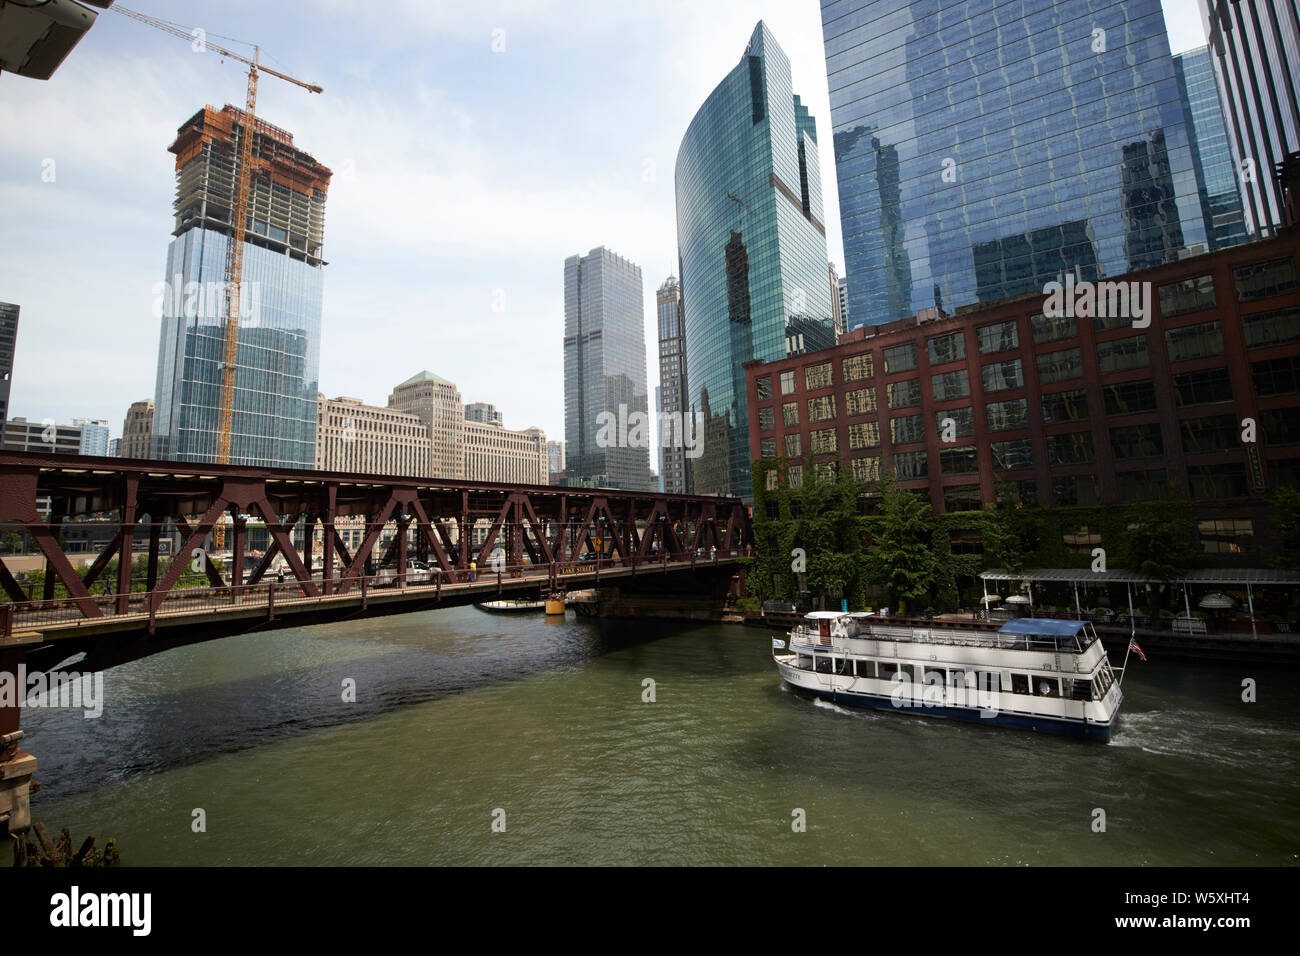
[743,226,1300,560]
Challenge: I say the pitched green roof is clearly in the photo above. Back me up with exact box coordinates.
[398,370,453,387]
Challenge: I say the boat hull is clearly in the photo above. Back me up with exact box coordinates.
[473,601,545,613]
[780,666,1116,742]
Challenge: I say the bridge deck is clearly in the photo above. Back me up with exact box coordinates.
[3,556,742,651]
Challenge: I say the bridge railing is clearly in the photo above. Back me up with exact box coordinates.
[0,549,750,635]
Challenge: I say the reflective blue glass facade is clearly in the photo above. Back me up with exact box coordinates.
[824,0,1216,328]
[1175,45,1250,249]
[676,21,835,499]
[152,227,323,469]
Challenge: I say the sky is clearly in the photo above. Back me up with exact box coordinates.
[0,0,1206,452]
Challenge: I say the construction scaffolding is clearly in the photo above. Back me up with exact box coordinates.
[170,105,332,266]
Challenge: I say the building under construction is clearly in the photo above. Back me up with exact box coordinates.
[151,105,332,470]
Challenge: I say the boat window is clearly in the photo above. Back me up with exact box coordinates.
[1069,679,1093,701]
[924,666,945,685]
[948,668,966,688]
[797,655,812,670]
[1010,673,1030,695]
[1095,666,1113,696]
[879,662,902,681]
[978,671,1001,694]
[815,656,833,673]
[834,658,852,675]
[856,659,877,679]
[1035,678,1061,698]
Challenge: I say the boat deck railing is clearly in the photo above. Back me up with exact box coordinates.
[790,623,1096,656]
[865,624,1090,652]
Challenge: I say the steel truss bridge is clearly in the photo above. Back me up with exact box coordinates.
[0,452,751,834]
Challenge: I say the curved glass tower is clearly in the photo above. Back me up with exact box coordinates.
[823,0,1219,328]
[676,21,834,499]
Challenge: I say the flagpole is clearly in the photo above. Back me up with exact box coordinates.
[1118,583,1135,685]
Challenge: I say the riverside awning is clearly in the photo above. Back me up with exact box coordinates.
[980,568,1300,586]
[978,568,1299,640]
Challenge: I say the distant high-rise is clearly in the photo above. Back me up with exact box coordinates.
[828,263,845,339]
[1175,45,1251,250]
[0,302,16,425]
[151,105,331,469]
[824,0,1217,328]
[563,246,653,490]
[388,370,463,478]
[120,399,154,459]
[656,276,688,495]
[676,21,834,498]
[73,418,110,456]
[837,276,848,332]
[1201,0,1300,233]
[547,439,565,480]
[464,402,503,426]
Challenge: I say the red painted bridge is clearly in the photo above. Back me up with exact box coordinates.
[0,451,752,835]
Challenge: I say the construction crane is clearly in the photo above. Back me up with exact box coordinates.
[113,5,323,547]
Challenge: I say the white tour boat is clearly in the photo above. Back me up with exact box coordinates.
[773,612,1123,741]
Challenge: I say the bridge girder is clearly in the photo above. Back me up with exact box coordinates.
[0,451,753,622]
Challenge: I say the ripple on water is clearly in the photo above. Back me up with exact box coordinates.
[18,610,1300,866]
[1111,708,1300,772]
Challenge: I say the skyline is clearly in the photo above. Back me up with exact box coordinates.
[0,0,1205,449]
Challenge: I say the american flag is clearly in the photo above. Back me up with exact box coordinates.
[1129,638,1147,662]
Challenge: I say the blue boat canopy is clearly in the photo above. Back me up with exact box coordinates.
[997,618,1087,637]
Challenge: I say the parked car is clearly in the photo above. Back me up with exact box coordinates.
[374,560,434,587]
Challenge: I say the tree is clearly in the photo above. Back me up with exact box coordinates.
[1116,486,1200,582]
[983,480,1039,574]
[745,458,871,609]
[1270,486,1300,572]
[865,474,940,611]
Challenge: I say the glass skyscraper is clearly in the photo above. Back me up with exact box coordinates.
[151,106,329,470]
[0,302,17,425]
[563,246,653,491]
[676,21,834,499]
[73,418,110,457]
[656,276,687,495]
[1200,0,1300,233]
[1175,45,1250,249]
[823,0,1216,328]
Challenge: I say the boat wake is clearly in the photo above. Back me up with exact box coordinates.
[811,697,882,721]
[1111,710,1292,768]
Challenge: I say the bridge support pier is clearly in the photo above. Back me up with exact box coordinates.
[0,643,35,837]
